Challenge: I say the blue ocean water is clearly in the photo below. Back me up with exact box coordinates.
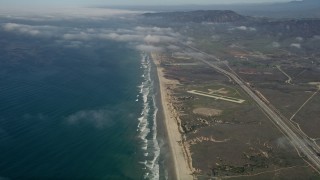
[0,19,161,179]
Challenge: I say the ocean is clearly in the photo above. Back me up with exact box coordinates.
[0,17,164,179]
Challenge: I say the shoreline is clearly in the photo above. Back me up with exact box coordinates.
[151,52,193,180]
[151,56,176,180]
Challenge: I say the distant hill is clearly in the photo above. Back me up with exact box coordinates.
[143,9,320,38]
[109,0,320,19]
[143,10,248,23]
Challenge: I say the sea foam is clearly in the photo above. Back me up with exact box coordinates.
[137,53,160,180]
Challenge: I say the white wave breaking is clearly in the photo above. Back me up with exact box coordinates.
[137,53,160,180]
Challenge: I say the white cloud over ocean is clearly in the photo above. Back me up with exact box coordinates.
[144,35,177,43]
[136,44,163,52]
[230,26,256,31]
[0,7,140,21]
[2,21,178,52]
[67,109,114,129]
[272,41,280,48]
[2,23,58,37]
[290,43,301,49]
[1,8,180,53]
[100,33,145,42]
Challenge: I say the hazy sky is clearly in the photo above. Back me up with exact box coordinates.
[2,0,292,6]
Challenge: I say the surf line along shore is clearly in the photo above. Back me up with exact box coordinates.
[151,52,193,180]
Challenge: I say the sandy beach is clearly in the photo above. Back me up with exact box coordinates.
[151,53,193,180]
